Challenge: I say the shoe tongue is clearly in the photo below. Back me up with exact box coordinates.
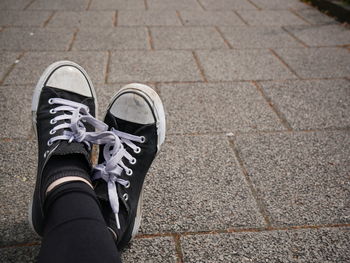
[51,141,91,164]
[105,112,151,135]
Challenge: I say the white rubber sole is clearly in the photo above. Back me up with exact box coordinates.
[28,60,98,235]
[107,83,166,240]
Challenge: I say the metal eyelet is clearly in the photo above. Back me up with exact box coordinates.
[47,140,53,146]
[130,158,136,165]
[50,119,57,125]
[43,150,49,158]
[49,109,56,114]
[49,129,56,135]
[48,99,54,104]
[126,169,133,176]
[125,181,130,189]
[134,147,141,154]
[140,136,146,143]
[123,193,128,201]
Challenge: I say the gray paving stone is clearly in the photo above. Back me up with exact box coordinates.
[73,27,148,51]
[181,227,350,262]
[122,237,176,262]
[260,79,350,130]
[90,0,145,10]
[0,11,52,27]
[0,0,32,10]
[47,11,115,28]
[0,28,74,51]
[108,51,202,82]
[0,86,33,139]
[139,135,266,234]
[295,8,338,25]
[274,47,350,78]
[199,0,257,10]
[179,10,245,26]
[158,82,285,133]
[196,49,296,81]
[118,11,181,26]
[235,130,350,226]
[0,246,40,263]
[147,0,201,10]
[0,52,21,83]
[151,27,227,50]
[219,26,303,48]
[250,0,309,10]
[5,51,108,84]
[284,24,350,47]
[95,83,123,119]
[0,139,37,246]
[238,10,307,26]
[29,0,89,10]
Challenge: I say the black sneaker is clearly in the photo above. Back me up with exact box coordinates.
[93,83,166,249]
[29,60,105,236]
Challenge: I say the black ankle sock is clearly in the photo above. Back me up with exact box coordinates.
[42,154,91,200]
[39,181,122,263]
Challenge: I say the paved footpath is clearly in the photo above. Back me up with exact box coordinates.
[1,0,350,262]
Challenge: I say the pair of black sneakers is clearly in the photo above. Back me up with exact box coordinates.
[29,61,166,249]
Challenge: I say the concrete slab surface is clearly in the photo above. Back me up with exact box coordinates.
[1,0,349,262]
[260,79,350,130]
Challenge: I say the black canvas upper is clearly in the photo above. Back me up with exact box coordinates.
[32,86,96,236]
[95,111,158,249]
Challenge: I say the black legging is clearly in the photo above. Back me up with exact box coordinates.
[38,181,122,263]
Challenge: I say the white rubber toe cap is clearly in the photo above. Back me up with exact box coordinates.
[110,93,155,125]
[46,66,92,97]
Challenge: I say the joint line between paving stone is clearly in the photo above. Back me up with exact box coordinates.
[114,11,118,27]
[214,26,233,49]
[281,26,309,48]
[134,223,350,241]
[4,223,350,249]
[253,81,293,131]
[147,26,154,50]
[165,126,350,137]
[144,0,148,10]
[4,77,347,87]
[0,241,41,250]
[104,50,111,84]
[246,0,262,10]
[289,8,313,25]
[233,10,249,25]
[176,11,185,26]
[23,0,37,10]
[67,28,79,51]
[0,52,25,86]
[173,234,185,263]
[192,51,208,82]
[86,0,93,10]
[228,138,272,227]
[43,11,56,28]
[196,0,206,11]
[269,48,302,79]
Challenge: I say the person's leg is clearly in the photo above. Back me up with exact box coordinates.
[37,157,121,263]
[30,61,121,263]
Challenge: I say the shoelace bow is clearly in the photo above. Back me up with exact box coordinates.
[49,97,144,229]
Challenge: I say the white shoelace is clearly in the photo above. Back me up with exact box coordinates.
[93,128,144,229]
[48,97,144,229]
[47,98,108,150]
